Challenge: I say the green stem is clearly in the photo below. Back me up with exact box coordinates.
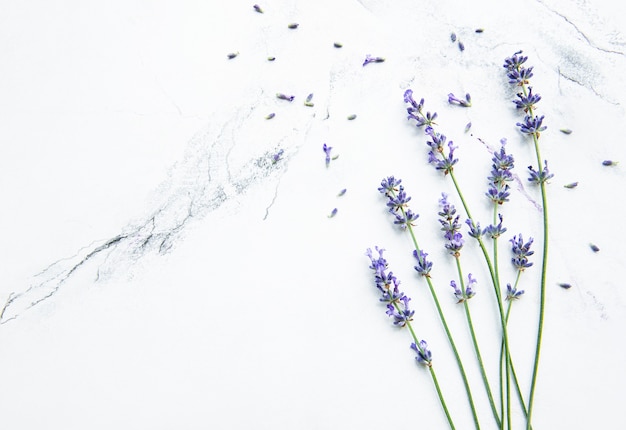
[405,220,481,430]
[404,320,456,430]
[455,257,502,428]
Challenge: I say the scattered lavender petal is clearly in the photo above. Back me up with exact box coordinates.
[602,160,618,166]
[265,113,275,120]
[458,41,465,51]
[563,182,578,189]
[227,52,239,59]
[590,244,600,252]
[328,208,338,218]
[560,128,572,134]
[334,42,343,48]
[475,28,484,33]
[253,4,263,13]
[267,56,276,61]
[304,93,314,107]
[450,32,457,42]
[287,23,299,29]
[347,114,357,120]
[363,54,385,66]
[558,283,572,289]
[464,122,472,133]
[276,93,295,102]
[337,188,347,197]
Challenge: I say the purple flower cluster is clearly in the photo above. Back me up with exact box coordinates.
[527,161,554,184]
[484,214,507,239]
[503,51,533,86]
[517,115,546,136]
[413,250,433,277]
[486,140,515,205]
[323,143,332,167]
[450,274,477,303]
[513,87,541,112]
[427,138,458,175]
[411,340,433,366]
[378,176,420,230]
[366,247,415,327]
[439,193,464,256]
[510,234,534,271]
[506,283,525,301]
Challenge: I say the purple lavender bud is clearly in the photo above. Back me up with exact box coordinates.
[503,51,528,70]
[347,114,357,120]
[413,250,433,277]
[466,219,483,239]
[393,209,419,230]
[527,161,554,184]
[517,114,546,135]
[450,32,457,42]
[267,56,276,61]
[510,234,534,271]
[411,340,433,366]
[458,41,465,51]
[564,182,578,189]
[590,244,600,252]
[560,128,573,134]
[558,283,572,289]
[271,149,284,164]
[227,52,239,59]
[602,160,618,166]
[253,4,263,13]
[328,208,338,218]
[265,112,275,120]
[448,92,472,107]
[304,93,314,107]
[428,141,458,175]
[465,274,477,297]
[323,143,333,167]
[287,23,299,29]
[378,176,402,195]
[334,42,343,48]
[464,122,472,133]
[507,67,534,86]
[363,54,385,66]
[513,87,541,112]
[386,185,412,212]
[484,214,507,239]
[386,296,415,327]
[506,283,525,300]
[337,188,347,196]
[276,93,295,102]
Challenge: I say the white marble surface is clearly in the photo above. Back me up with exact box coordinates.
[1,0,625,428]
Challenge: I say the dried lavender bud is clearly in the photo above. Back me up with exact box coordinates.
[323,143,333,167]
[564,182,578,189]
[304,93,314,107]
[287,23,299,29]
[458,41,465,51]
[590,244,600,252]
[558,283,572,289]
[328,208,338,218]
[253,4,263,13]
[271,149,284,164]
[337,188,347,197]
[265,112,275,120]
[276,93,295,102]
[464,122,472,133]
[448,92,472,107]
[333,42,343,48]
[560,128,572,134]
[450,32,457,42]
[227,52,239,59]
[475,28,484,33]
[347,114,357,120]
[602,160,618,166]
[267,56,276,61]
[363,54,385,66]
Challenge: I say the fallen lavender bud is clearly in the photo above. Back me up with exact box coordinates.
[448,92,472,107]
[560,128,572,134]
[450,32,457,42]
[475,28,484,33]
[253,4,263,13]
[464,122,472,133]
[334,42,343,48]
[411,340,433,366]
[271,149,284,164]
[590,244,600,252]
[267,56,276,61]
[337,188,347,197]
[227,52,239,59]
[323,143,333,167]
[287,23,299,29]
[304,93,314,107]
[276,93,295,102]
[558,283,572,289]
[602,160,618,166]
[563,182,578,189]
[363,54,385,66]
[347,114,357,120]
[328,208,338,218]
[458,41,465,51]
[265,112,275,120]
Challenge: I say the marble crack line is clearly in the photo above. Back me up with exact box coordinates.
[557,66,619,105]
[536,0,625,57]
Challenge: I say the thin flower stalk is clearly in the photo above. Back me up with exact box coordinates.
[365,247,456,429]
[504,51,551,430]
[379,178,481,429]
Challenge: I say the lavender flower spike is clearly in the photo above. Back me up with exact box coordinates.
[450,274,476,303]
[510,234,534,271]
[413,250,433,277]
[517,114,546,136]
[506,283,525,300]
[527,160,554,184]
[411,340,433,366]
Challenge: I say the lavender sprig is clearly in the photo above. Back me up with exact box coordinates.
[448,93,472,107]
[363,54,385,66]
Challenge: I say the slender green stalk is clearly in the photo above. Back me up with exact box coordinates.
[404,219,481,430]
[454,257,502,428]
[404,319,457,430]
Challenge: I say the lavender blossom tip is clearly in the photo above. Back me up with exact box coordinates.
[276,93,295,102]
[363,54,385,66]
[411,340,433,366]
[253,4,263,13]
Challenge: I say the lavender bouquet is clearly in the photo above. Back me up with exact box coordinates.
[366,51,551,430]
